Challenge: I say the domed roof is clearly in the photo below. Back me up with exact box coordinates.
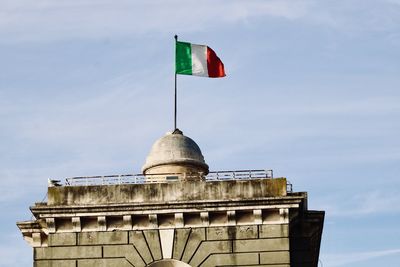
[142,129,209,174]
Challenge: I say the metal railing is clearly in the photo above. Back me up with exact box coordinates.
[64,169,274,186]
[286,180,293,193]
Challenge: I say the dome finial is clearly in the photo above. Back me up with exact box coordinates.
[172,128,183,135]
[142,130,209,181]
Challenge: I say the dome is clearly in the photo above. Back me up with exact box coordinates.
[142,129,209,176]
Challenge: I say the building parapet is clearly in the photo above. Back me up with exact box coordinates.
[48,177,288,206]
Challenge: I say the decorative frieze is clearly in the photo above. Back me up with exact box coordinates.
[46,218,55,233]
[98,216,106,231]
[18,207,294,245]
[122,215,132,230]
[72,217,81,232]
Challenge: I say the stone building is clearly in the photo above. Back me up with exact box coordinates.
[17,129,324,267]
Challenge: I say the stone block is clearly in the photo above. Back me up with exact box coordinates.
[235,225,258,239]
[34,260,76,267]
[181,228,206,263]
[35,246,101,260]
[143,229,162,260]
[172,228,191,260]
[78,258,132,267]
[159,229,174,259]
[206,226,258,240]
[189,240,232,267]
[238,265,289,267]
[48,233,76,246]
[201,252,258,267]
[259,224,289,238]
[129,231,153,264]
[207,227,230,240]
[260,251,290,264]
[78,231,128,245]
[233,238,289,252]
[103,245,146,267]
[32,233,42,247]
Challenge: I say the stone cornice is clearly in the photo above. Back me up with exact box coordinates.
[32,195,305,217]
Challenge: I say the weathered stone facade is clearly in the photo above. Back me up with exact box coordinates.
[33,225,290,266]
[18,178,324,267]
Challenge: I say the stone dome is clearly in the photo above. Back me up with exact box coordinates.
[142,129,209,176]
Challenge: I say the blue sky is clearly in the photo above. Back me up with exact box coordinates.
[1,0,400,266]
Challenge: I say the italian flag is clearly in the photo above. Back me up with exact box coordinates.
[176,41,226,78]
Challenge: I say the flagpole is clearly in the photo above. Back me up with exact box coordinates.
[174,35,178,130]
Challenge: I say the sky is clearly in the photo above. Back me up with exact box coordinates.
[1,0,400,266]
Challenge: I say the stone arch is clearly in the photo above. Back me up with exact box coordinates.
[147,259,192,267]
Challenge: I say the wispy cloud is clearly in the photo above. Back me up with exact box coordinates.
[0,68,172,202]
[0,0,309,43]
[322,248,400,266]
[2,0,400,44]
[268,96,400,116]
[315,190,400,217]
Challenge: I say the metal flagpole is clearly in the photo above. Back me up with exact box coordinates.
[174,35,178,130]
[174,35,178,131]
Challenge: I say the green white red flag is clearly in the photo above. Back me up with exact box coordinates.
[175,41,226,78]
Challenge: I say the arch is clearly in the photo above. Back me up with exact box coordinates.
[147,259,192,267]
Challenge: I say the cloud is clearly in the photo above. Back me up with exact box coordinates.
[271,97,400,116]
[322,248,400,266]
[314,190,400,217]
[2,0,400,44]
[0,0,309,43]
[0,68,171,202]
